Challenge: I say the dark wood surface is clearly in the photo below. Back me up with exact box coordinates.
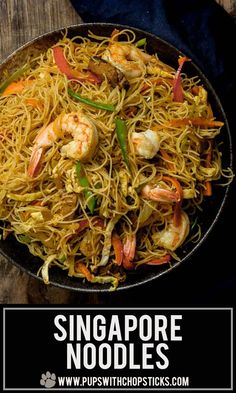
[0,0,82,61]
[0,0,235,304]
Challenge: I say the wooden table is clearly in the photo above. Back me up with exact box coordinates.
[0,0,235,304]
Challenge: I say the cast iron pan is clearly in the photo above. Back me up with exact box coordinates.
[0,23,233,292]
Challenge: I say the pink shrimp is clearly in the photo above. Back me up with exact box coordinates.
[131,129,160,159]
[27,112,98,177]
[141,184,180,203]
[141,176,183,204]
[153,210,190,251]
[102,42,152,79]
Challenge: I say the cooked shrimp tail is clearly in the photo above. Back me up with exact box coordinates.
[27,147,43,177]
[153,210,190,251]
[141,184,180,203]
[27,112,98,177]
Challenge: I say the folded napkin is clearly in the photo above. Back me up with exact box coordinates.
[70,0,236,305]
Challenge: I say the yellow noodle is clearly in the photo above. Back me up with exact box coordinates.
[0,29,233,290]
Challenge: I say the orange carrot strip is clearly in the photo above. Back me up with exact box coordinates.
[205,140,213,166]
[141,77,173,93]
[30,200,45,206]
[146,254,171,265]
[75,262,93,282]
[151,124,165,131]
[111,232,123,265]
[169,118,224,128]
[203,181,212,196]
[203,140,213,196]
[207,104,213,119]
[159,149,175,171]
[25,98,43,110]
[2,80,33,96]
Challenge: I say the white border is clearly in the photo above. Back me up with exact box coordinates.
[2,307,233,391]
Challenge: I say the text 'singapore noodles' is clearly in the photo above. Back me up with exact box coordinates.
[54,313,182,370]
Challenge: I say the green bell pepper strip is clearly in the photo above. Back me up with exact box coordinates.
[76,161,96,214]
[0,63,29,95]
[115,118,130,171]
[68,88,116,112]
[135,38,147,48]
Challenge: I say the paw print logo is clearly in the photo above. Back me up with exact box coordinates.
[40,371,56,388]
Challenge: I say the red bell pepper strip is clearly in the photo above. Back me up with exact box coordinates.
[52,46,101,84]
[169,117,224,128]
[173,56,191,102]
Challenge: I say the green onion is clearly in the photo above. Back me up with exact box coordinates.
[68,88,116,112]
[18,234,31,244]
[0,63,29,94]
[76,161,96,214]
[115,118,130,171]
[135,38,147,48]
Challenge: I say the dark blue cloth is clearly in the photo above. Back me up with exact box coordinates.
[70,0,236,306]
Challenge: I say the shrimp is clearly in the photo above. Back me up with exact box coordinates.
[27,112,98,177]
[141,176,182,204]
[131,129,160,159]
[102,42,152,79]
[141,184,180,203]
[102,29,175,80]
[153,210,190,251]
